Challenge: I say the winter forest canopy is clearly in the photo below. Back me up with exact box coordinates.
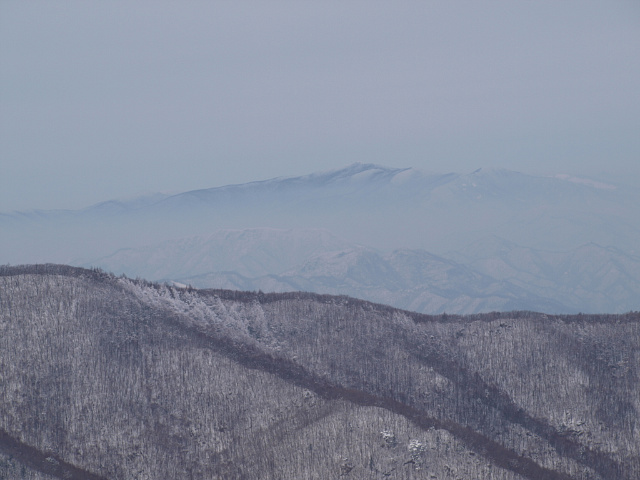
[1,265,638,479]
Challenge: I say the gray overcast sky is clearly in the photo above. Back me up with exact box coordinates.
[1,1,639,211]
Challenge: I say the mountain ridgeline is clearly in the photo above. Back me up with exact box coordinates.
[4,164,640,262]
[2,164,639,315]
[1,265,638,479]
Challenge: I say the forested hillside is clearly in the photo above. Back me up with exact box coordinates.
[1,265,638,479]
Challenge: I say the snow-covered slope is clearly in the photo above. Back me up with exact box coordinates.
[87,228,354,280]
[173,246,573,315]
[86,229,572,314]
[447,237,640,313]
[89,228,640,314]
[2,265,638,479]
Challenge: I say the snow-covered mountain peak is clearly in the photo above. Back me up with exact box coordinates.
[295,162,414,185]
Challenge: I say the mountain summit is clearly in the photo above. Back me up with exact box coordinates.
[2,163,638,266]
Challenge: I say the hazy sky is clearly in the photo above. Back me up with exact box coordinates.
[1,1,639,211]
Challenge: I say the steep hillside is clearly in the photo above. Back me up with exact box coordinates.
[1,265,638,479]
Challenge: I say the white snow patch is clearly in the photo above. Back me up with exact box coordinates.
[553,174,616,190]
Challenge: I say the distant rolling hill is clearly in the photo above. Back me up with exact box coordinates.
[2,163,639,314]
[445,237,640,314]
[85,228,639,314]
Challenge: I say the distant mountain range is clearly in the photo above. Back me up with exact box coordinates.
[85,228,640,314]
[2,163,639,314]
[447,237,640,314]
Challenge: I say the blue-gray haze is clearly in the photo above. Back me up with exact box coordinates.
[1,0,639,212]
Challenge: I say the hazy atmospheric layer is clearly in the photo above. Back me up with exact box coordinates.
[2,164,639,260]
